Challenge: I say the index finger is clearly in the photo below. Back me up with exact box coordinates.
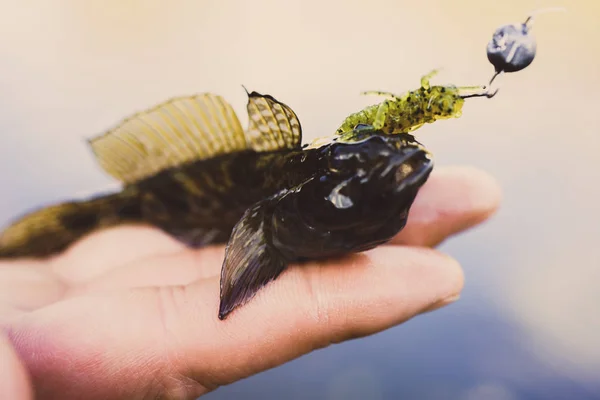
[392,165,501,247]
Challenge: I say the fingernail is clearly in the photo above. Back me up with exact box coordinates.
[421,294,461,314]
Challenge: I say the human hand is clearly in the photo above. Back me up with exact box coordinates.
[0,166,500,400]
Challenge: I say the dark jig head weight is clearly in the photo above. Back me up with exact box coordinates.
[485,7,566,87]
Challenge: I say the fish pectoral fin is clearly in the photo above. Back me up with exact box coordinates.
[88,93,249,184]
[218,197,288,320]
[244,89,303,151]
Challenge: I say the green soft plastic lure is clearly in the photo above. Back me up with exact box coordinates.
[334,69,496,139]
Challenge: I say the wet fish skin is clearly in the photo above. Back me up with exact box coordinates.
[0,148,314,258]
[217,132,434,318]
[132,148,324,248]
[271,135,432,259]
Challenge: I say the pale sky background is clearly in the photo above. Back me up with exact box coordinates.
[0,1,599,399]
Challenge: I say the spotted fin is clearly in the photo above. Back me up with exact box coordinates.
[218,195,288,320]
[245,90,302,151]
[88,94,248,184]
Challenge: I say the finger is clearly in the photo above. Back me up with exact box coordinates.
[0,332,33,400]
[0,263,65,312]
[65,246,225,297]
[182,246,464,387]
[392,165,501,247]
[7,246,463,399]
[52,225,186,283]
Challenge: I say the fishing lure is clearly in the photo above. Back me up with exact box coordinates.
[334,69,496,139]
[334,8,564,139]
[486,7,566,86]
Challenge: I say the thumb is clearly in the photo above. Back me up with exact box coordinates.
[0,332,33,400]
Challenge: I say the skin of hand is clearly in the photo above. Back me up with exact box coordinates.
[0,166,500,400]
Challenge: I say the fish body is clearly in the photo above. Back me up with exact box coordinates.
[217,132,432,318]
[0,87,436,320]
[0,148,305,258]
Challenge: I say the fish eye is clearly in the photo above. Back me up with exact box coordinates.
[328,144,368,173]
[327,153,358,175]
[327,136,394,175]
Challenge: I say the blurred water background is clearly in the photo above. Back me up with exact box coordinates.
[0,1,598,399]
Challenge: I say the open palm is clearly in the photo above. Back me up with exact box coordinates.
[0,166,500,400]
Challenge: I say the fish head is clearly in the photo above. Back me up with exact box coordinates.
[327,134,433,203]
[217,133,434,319]
[271,133,434,259]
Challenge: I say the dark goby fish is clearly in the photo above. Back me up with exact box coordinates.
[0,91,433,319]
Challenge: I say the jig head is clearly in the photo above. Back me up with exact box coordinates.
[485,7,566,90]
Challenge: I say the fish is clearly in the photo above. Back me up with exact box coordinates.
[0,84,455,320]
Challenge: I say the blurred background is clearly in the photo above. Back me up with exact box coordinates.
[0,1,598,399]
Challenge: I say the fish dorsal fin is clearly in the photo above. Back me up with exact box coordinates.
[245,90,302,151]
[88,93,248,184]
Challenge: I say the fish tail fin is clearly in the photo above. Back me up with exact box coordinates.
[0,189,142,259]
